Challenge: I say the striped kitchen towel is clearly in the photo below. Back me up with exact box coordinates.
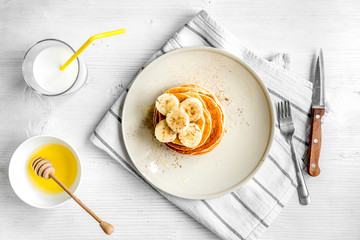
[91,10,313,240]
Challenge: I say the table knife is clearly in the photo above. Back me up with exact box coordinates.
[308,49,326,176]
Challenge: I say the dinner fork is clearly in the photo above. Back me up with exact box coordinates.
[278,100,310,205]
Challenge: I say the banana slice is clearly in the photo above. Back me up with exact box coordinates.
[155,93,179,116]
[155,120,177,142]
[179,97,203,122]
[166,109,190,133]
[178,123,202,148]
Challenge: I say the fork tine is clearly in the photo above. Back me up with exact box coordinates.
[280,101,284,118]
[287,100,292,117]
[277,102,281,119]
[286,100,290,117]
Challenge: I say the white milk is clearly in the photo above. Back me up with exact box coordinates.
[33,46,79,94]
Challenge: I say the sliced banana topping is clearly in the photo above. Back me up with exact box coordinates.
[178,123,202,148]
[166,109,190,133]
[155,120,177,142]
[155,93,179,116]
[179,97,203,122]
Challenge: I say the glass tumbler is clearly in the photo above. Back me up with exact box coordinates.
[22,39,88,96]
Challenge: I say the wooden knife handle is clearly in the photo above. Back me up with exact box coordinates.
[308,108,325,176]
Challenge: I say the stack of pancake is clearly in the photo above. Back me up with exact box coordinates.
[153,84,225,155]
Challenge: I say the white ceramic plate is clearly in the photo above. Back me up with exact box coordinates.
[122,47,274,199]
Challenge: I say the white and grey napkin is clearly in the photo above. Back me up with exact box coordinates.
[90,10,313,240]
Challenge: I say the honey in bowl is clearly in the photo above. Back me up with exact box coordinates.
[27,143,78,194]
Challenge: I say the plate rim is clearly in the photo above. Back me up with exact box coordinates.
[122,46,275,199]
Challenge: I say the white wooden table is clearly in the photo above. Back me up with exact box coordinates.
[1,1,360,239]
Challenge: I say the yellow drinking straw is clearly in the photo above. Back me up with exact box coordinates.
[60,29,126,71]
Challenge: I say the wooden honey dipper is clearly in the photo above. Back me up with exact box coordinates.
[31,157,114,235]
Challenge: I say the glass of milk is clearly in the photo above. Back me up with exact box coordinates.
[22,39,87,96]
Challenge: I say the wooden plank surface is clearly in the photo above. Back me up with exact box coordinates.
[1,0,360,239]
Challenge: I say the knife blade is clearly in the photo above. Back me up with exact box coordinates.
[308,49,325,176]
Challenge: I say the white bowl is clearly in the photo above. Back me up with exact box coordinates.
[9,135,82,208]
